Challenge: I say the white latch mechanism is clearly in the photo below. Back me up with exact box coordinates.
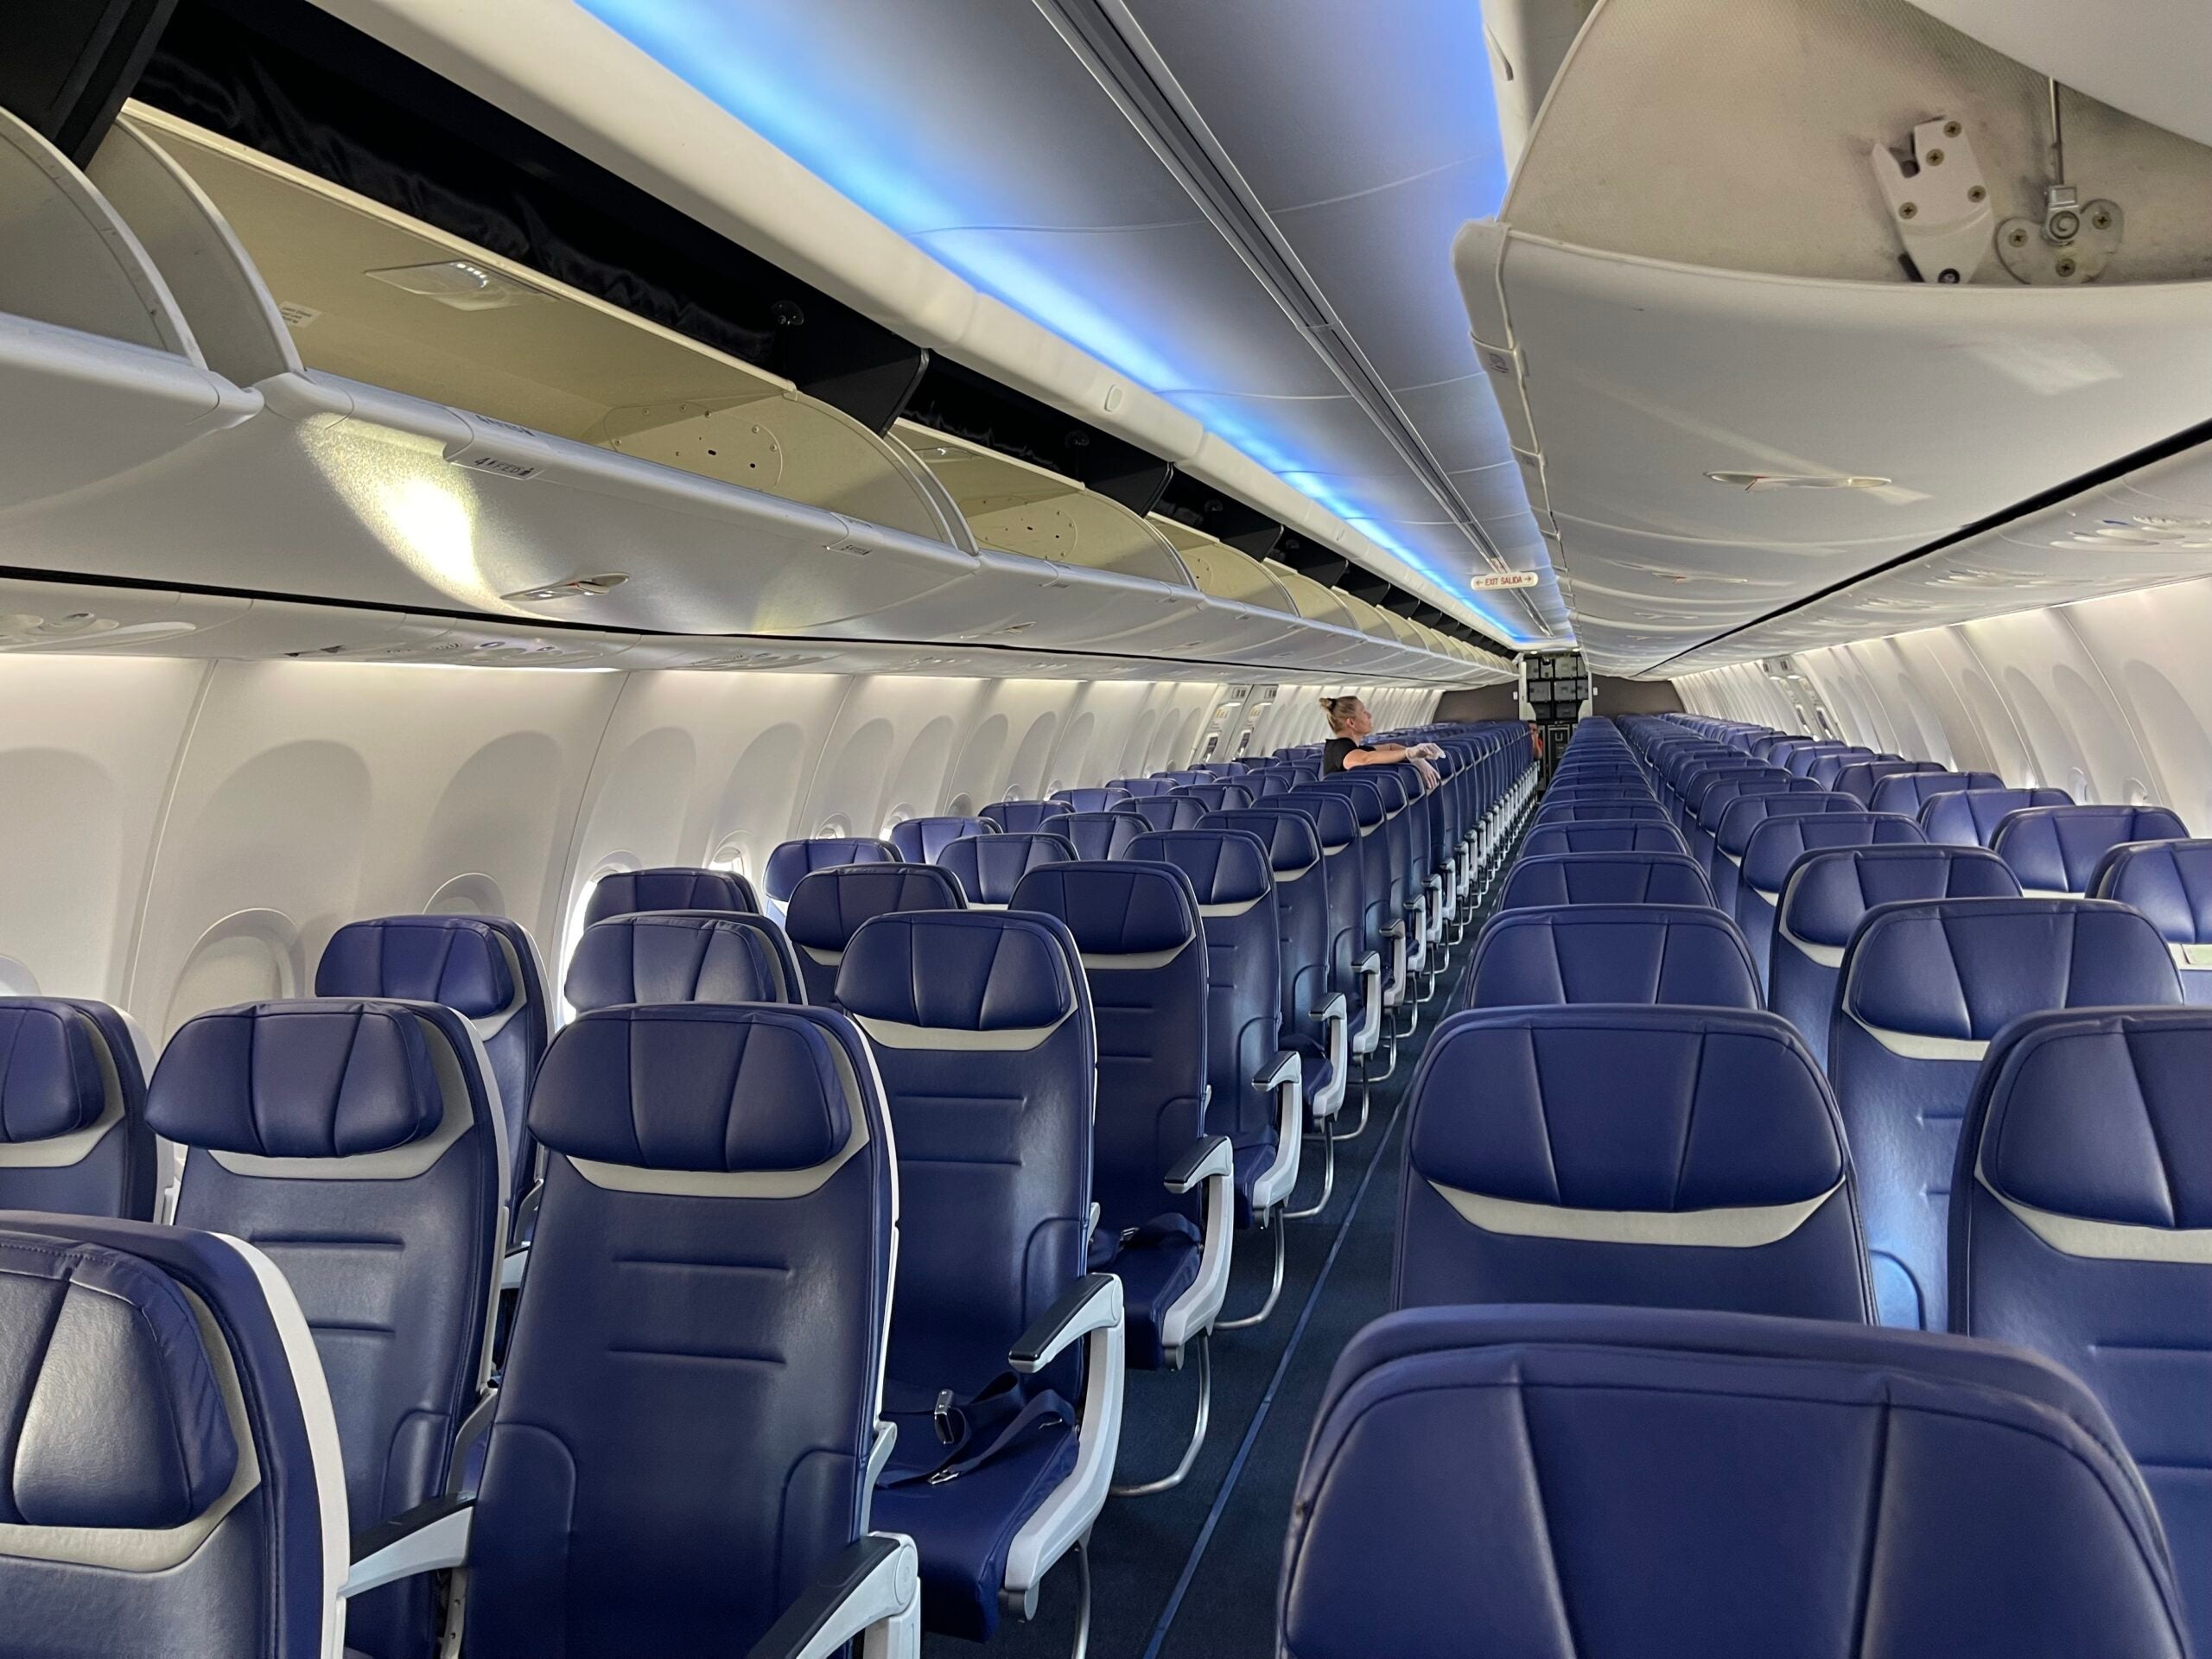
[1869,118,1993,284]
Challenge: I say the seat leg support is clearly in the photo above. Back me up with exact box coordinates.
[1109,1338,1211,1498]
[1284,1128,1337,1219]
[1218,1219,1287,1330]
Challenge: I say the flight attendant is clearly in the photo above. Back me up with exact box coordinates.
[1318,695,1442,787]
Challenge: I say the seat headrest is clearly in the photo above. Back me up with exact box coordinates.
[1109,776,1170,798]
[1009,861,1198,957]
[0,1000,109,1142]
[1499,853,1712,910]
[1277,791,1358,847]
[836,912,1080,1036]
[0,1230,237,1529]
[1867,769,2005,818]
[1286,1306,2184,1659]
[148,1001,451,1159]
[1840,899,2182,1046]
[1739,811,1923,890]
[1200,809,1323,874]
[1042,810,1144,861]
[1970,1008,2212,1240]
[1713,791,1865,856]
[1522,822,1686,857]
[584,867,759,926]
[784,864,965,950]
[1463,906,1760,1012]
[935,832,1076,905]
[531,1004,859,1173]
[1124,830,1272,909]
[887,816,993,863]
[1125,794,1206,832]
[315,915,518,1020]
[1994,805,2190,894]
[1919,785,2073,846]
[565,912,799,1012]
[1052,787,1130,812]
[1410,1007,1843,1211]
[980,799,1058,833]
[1303,779,1384,825]
[2092,838,2212,949]
[1780,846,2021,951]
[1530,801,1671,824]
[762,837,899,902]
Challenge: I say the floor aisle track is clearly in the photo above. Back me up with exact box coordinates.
[926,810,1526,1658]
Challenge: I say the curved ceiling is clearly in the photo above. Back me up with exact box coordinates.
[576,0,1570,648]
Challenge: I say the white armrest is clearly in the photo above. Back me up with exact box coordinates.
[1244,1055,1304,1215]
[345,1497,473,1599]
[1159,1135,1235,1354]
[1002,1277,1125,1616]
[745,1533,921,1659]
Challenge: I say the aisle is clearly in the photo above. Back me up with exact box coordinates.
[929,823,1516,1658]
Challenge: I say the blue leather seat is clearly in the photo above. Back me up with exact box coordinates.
[0,998,154,1219]
[1871,769,2008,821]
[1953,1006,2212,1655]
[981,798,1061,834]
[1686,772,1815,874]
[837,912,1122,1642]
[1830,897,2183,1332]
[1278,791,1382,1065]
[0,1217,350,1658]
[1395,1007,1868,1319]
[1040,809,1143,860]
[936,830,1077,907]
[1458,905,1759,1014]
[1285,786,1392,1046]
[1994,804,2190,894]
[1281,1306,2190,1659]
[1808,747,1880,790]
[1177,782,1255,813]
[316,915,550,1225]
[784,863,967,1004]
[2093,838,2212,1004]
[582,867,759,926]
[889,814,995,862]
[1205,809,1348,1128]
[1520,820,1687,858]
[1244,767,1293,798]
[1834,757,1939,805]
[1109,776,1172,798]
[1531,798,1673,827]
[1125,835,1306,1229]
[1123,793,1207,833]
[1770,846,2021,1067]
[1918,784,2074,845]
[1676,760,1778,840]
[1304,776,1413,1014]
[564,911,804,1010]
[1784,741,1857,779]
[762,836,901,911]
[1497,851,1713,912]
[149,999,504,1659]
[388,1001,918,1656]
[1736,810,1925,987]
[1708,791,1868,920]
[1051,786,1131,813]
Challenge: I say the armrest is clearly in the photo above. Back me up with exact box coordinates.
[444,1388,498,1498]
[346,1494,474,1598]
[1356,950,1382,980]
[500,1244,529,1291]
[1310,991,1348,1028]
[1382,921,1405,940]
[1009,1273,1122,1375]
[744,1533,920,1659]
[1253,1050,1300,1095]
[1165,1134,1232,1195]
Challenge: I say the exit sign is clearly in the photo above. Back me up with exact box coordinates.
[1470,570,1540,590]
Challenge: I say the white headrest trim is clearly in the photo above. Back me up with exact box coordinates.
[1980,1169,2212,1263]
[1777,923,1847,969]
[849,1007,1071,1052]
[1428,1178,1844,1247]
[1849,1012,1987,1062]
[1197,894,1266,918]
[1078,939,1192,970]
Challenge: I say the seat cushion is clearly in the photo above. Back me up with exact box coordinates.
[1096,1228,1203,1371]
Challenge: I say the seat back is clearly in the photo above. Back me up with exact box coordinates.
[1736,810,1925,985]
[1287,785,1388,966]
[762,837,901,907]
[784,864,968,1004]
[1807,747,1879,790]
[1834,758,1939,805]
[1918,785,2073,846]
[1497,852,1713,912]
[0,1218,349,1659]
[1831,897,2182,1331]
[1282,1306,2190,1659]
[1532,798,1672,826]
[316,915,549,1217]
[935,830,1077,907]
[564,912,804,1011]
[2092,837,2212,1004]
[1870,769,2008,821]
[1709,791,1869,918]
[1051,786,1132,813]
[888,814,995,863]
[1784,741,1856,779]
[1521,821,1687,858]
[1459,905,1759,1014]
[1278,791,1366,1013]
[1312,775,1408,943]
[1771,847,2021,1067]
[1954,1006,2212,1656]
[468,1004,893,1657]
[0,998,154,1219]
[582,867,760,926]
[1109,776,1172,798]
[1994,804,2190,895]
[1005,864,1205,1274]
[1042,810,1144,860]
[1204,810,1332,1062]
[1124,793,1207,833]
[151,999,504,1659]
[1176,782,1255,813]
[1124,834,1284,1167]
[836,912,1091,1400]
[1397,1007,1867,1318]
[981,798,1059,834]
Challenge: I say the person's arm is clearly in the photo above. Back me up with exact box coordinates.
[1342,743,1411,768]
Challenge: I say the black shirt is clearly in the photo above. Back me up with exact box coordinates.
[1323,736,1358,774]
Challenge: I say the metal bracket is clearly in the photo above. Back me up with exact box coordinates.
[1997,196,2123,284]
[1869,118,1993,284]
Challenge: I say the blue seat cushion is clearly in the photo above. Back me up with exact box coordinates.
[1092,1225,1202,1371]
[874,1418,1079,1641]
